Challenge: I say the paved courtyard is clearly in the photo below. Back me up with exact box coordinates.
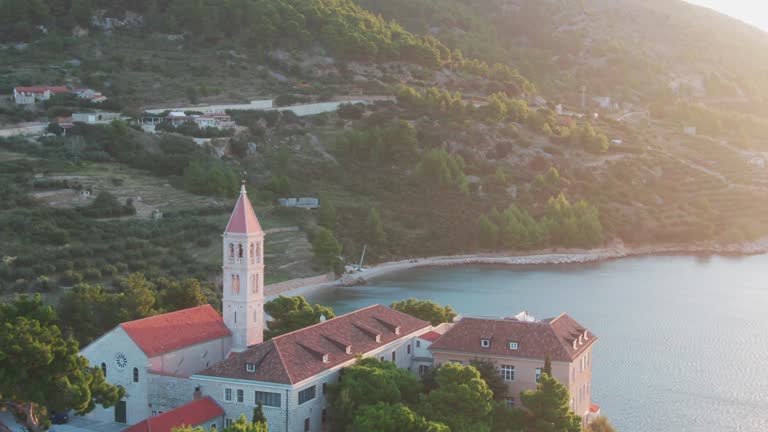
[0,412,125,432]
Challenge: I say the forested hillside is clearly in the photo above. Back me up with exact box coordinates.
[4,0,768,297]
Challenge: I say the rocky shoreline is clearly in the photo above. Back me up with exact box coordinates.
[269,238,768,299]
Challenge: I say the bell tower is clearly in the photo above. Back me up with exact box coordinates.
[222,183,264,351]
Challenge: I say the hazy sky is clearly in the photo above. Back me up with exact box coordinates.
[685,1,768,32]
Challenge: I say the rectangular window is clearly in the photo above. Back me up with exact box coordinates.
[407,344,411,354]
[509,341,519,350]
[224,388,232,402]
[416,340,421,348]
[323,383,328,395]
[391,351,396,362]
[304,418,310,432]
[246,362,256,372]
[449,359,463,365]
[500,365,515,381]
[505,397,515,408]
[225,418,233,427]
[418,365,429,376]
[237,389,244,403]
[380,356,385,362]
[255,391,281,408]
[298,386,316,405]
[536,368,542,383]
[322,408,327,423]
[481,339,490,348]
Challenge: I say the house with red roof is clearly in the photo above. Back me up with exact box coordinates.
[13,86,69,104]
[429,312,598,426]
[122,397,224,432]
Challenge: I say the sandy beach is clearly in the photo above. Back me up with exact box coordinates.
[265,237,768,300]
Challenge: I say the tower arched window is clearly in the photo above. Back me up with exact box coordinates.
[249,243,255,264]
[101,362,107,377]
[231,274,240,295]
[229,243,234,258]
[133,367,139,383]
[251,273,257,294]
[238,243,243,259]
[255,242,261,263]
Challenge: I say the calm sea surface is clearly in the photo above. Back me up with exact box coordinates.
[306,254,768,432]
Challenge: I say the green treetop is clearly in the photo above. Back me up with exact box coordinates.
[520,373,582,432]
[329,357,422,430]
[390,299,457,326]
[418,362,495,432]
[264,296,335,340]
[352,402,449,432]
[0,295,124,432]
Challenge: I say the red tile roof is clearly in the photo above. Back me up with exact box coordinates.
[123,397,223,432]
[14,86,69,94]
[429,313,596,362]
[589,403,601,414]
[198,304,430,384]
[120,305,230,357]
[418,331,442,342]
[225,186,262,234]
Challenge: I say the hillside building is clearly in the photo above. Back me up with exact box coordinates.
[429,311,599,425]
[13,86,69,104]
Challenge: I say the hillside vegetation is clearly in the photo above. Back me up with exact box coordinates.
[4,0,768,297]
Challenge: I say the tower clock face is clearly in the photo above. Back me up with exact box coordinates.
[115,352,128,369]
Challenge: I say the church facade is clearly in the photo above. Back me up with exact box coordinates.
[79,185,435,432]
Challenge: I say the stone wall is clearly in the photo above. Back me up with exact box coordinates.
[264,273,335,297]
[147,372,200,414]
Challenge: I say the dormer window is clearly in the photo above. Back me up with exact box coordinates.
[246,362,256,372]
[509,341,519,350]
[322,354,329,363]
[375,334,381,343]
[345,346,352,354]
[481,339,490,348]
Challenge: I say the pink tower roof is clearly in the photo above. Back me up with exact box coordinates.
[224,184,262,234]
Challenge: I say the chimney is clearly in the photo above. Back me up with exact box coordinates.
[193,386,202,400]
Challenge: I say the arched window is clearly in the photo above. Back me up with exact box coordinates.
[133,367,139,383]
[251,273,257,294]
[101,362,107,377]
[249,243,255,264]
[234,311,237,324]
[255,242,261,263]
[229,243,235,258]
[238,243,243,258]
[231,274,240,295]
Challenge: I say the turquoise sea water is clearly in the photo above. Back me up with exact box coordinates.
[307,254,768,432]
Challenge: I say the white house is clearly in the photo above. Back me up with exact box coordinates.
[277,198,320,209]
[72,111,121,124]
[13,86,69,104]
[78,305,232,425]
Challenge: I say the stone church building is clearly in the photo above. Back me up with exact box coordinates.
[79,185,435,432]
[80,184,598,431]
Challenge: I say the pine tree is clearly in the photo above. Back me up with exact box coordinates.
[520,373,581,432]
[252,401,267,425]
